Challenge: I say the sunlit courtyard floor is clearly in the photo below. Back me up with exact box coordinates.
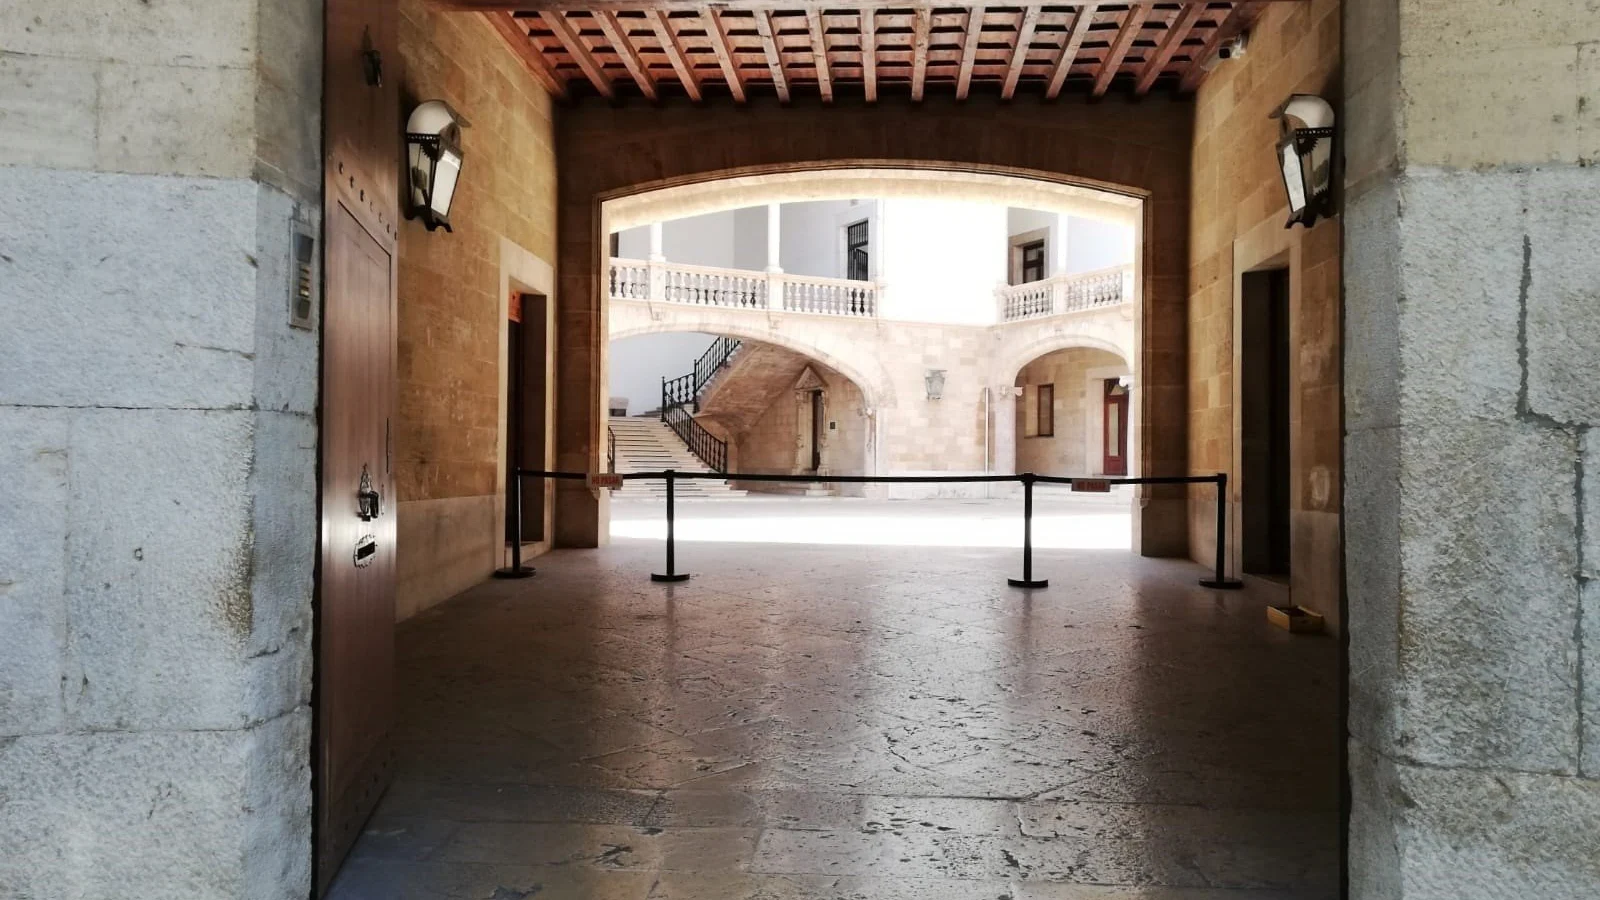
[329,496,1340,900]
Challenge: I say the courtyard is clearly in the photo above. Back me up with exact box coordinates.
[328,498,1339,899]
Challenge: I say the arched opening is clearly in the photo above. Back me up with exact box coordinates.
[1011,345,1133,480]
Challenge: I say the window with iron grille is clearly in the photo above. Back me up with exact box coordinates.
[1020,239,1046,283]
[846,220,870,281]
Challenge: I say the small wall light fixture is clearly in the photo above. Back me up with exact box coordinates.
[406,100,467,232]
[1270,94,1335,228]
[924,369,946,401]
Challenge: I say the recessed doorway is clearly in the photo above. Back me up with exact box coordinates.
[1240,268,1291,579]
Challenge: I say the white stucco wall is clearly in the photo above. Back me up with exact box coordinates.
[1064,216,1135,274]
[608,332,719,416]
[877,198,1007,325]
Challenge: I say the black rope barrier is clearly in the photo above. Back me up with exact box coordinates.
[504,468,1242,591]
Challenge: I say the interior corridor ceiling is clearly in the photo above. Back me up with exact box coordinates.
[447,2,1276,103]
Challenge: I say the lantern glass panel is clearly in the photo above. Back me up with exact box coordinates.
[1280,142,1307,215]
[408,140,432,210]
[430,147,461,219]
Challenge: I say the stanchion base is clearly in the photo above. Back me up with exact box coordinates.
[494,566,536,579]
[1199,578,1244,590]
[1007,578,1050,589]
[651,572,691,583]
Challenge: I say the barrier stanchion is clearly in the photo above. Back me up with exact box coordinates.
[1199,472,1243,589]
[651,469,690,583]
[494,472,535,579]
[1008,473,1049,588]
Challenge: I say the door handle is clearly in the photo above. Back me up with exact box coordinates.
[357,464,382,521]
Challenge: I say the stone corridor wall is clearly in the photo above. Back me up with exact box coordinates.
[1344,0,1600,894]
[1187,0,1342,624]
[0,1,322,896]
[393,0,558,619]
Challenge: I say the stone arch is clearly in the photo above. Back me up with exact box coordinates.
[999,335,1138,480]
[994,332,1133,389]
[558,105,1194,548]
[608,317,897,413]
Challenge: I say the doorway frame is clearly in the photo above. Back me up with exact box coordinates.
[1230,237,1297,604]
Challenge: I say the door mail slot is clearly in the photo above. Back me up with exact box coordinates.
[354,534,377,567]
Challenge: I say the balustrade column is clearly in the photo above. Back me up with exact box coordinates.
[647,222,666,300]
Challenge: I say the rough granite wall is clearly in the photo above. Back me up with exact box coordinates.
[393,1,558,619]
[0,1,321,897]
[1345,0,1600,895]
[1187,0,1342,623]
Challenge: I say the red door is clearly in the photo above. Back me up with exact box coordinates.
[317,0,399,892]
[1103,379,1129,476]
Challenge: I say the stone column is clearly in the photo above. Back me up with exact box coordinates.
[647,220,665,262]
[992,385,1018,476]
[0,1,321,895]
[1345,0,1600,895]
[647,221,666,299]
[765,203,782,272]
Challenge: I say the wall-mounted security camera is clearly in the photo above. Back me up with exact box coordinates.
[1200,31,1249,72]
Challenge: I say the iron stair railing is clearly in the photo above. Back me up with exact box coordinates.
[658,336,743,473]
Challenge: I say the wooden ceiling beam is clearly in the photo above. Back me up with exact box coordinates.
[484,12,566,98]
[1045,2,1095,100]
[1179,1,1263,92]
[647,9,702,101]
[700,6,746,103]
[1000,5,1039,101]
[1091,4,1148,98]
[541,11,615,99]
[593,10,658,100]
[910,7,931,102]
[753,9,792,103]
[438,1,1303,11]
[955,6,983,101]
[807,9,834,103]
[861,9,878,103]
[1134,2,1203,95]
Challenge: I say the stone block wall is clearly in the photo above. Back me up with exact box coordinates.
[1187,0,1343,623]
[1015,347,1130,477]
[393,0,558,619]
[0,1,322,897]
[734,364,868,496]
[1345,0,1600,894]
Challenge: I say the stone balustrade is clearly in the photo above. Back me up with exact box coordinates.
[996,264,1134,322]
[609,257,877,318]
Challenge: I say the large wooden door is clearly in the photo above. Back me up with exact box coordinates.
[318,0,399,893]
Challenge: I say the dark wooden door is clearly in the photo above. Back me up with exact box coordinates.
[318,0,399,893]
[809,390,823,471]
[1103,380,1129,476]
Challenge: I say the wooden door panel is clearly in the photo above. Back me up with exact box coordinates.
[319,0,399,893]
[317,203,396,894]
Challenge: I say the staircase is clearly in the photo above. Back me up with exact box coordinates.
[608,417,744,499]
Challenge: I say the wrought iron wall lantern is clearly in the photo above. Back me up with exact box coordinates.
[406,100,467,232]
[925,369,946,401]
[1270,94,1336,228]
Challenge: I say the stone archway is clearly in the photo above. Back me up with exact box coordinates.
[557,103,1194,551]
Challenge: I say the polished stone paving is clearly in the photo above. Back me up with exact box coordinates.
[329,498,1339,899]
